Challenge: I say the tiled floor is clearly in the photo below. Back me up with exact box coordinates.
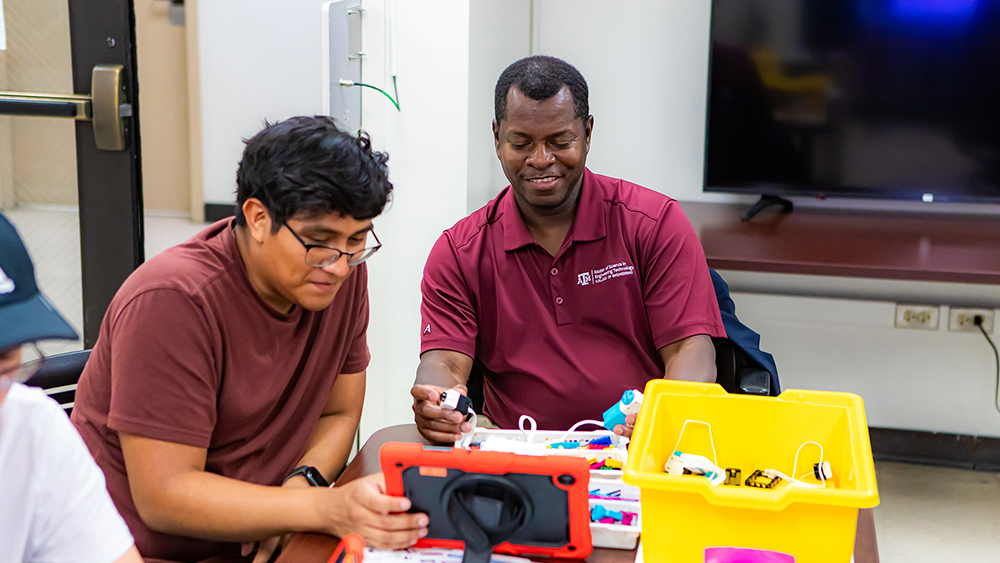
[4,207,206,355]
[873,461,1000,562]
[144,212,209,258]
[6,208,1000,562]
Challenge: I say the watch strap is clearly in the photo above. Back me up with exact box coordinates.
[284,465,330,487]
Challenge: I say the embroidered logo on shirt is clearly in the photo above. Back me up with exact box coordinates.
[0,265,14,295]
[423,323,431,335]
[576,261,635,287]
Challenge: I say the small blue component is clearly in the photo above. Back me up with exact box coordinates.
[603,390,636,430]
[548,441,580,449]
[590,506,607,521]
[590,505,624,522]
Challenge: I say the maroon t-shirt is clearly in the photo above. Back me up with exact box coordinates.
[420,169,726,430]
[71,219,370,562]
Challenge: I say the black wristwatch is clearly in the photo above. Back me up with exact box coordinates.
[284,465,330,488]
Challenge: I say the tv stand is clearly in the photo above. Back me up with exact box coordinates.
[742,195,794,222]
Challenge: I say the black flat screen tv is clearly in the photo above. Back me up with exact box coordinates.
[704,0,1000,205]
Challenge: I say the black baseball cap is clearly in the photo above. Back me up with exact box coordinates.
[0,213,79,352]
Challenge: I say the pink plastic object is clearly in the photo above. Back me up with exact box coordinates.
[588,495,638,501]
[704,547,796,563]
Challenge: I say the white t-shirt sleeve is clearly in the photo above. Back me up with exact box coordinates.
[18,386,136,563]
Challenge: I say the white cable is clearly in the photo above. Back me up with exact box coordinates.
[760,441,829,489]
[455,412,477,449]
[792,441,827,487]
[763,468,821,488]
[554,420,607,443]
[518,414,537,443]
[517,415,609,445]
[670,420,718,466]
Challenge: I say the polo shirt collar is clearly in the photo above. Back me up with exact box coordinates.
[500,187,535,252]
[501,168,607,252]
[567,168,607,244]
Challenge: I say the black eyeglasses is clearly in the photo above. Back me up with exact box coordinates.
[1,342,47,384]
[282,223,382,268]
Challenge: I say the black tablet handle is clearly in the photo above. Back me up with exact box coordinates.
[442,474,533,563]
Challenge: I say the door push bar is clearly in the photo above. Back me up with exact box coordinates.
[0,64,130,151]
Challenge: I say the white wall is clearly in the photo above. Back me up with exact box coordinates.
[195,0,471,443]
[198,0,331,204]
[536,0,722,203]
[357,0,471,443]
[465,0,748,211]
[522,1,1000,438]
[466,0,532,214]
[195,0,1000,440]
[730,291,1000,436]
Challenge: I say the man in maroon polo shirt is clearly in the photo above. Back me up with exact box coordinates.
[71,117,428,562]
[411,56,727,442]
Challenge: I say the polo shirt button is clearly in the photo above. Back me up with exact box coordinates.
[551,267,559,276]
[556,296,564,305]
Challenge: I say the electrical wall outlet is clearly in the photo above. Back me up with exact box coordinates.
[948,308,995,333]
[894,304,940,330]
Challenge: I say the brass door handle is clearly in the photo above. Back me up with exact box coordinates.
[91,64,129,151]
[0,93,91,118]
[0,64,130,151]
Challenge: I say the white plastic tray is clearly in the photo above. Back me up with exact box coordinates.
[463,428,640,549]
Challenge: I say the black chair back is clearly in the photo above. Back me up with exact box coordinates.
[22,349,91,416]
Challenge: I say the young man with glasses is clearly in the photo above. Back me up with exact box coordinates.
[0,213,143,563]
[71,117,428,562]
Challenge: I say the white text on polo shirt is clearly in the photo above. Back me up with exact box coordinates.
[577,261,635,286]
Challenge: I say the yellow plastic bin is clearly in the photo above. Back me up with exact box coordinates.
[623,380,878,563]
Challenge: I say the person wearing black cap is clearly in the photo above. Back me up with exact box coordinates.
[0,213,143,563]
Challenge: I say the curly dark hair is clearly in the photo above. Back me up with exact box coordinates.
[494,55,589,124]
[234,116,393,231]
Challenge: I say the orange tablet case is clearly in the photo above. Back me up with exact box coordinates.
[380,442,593,559]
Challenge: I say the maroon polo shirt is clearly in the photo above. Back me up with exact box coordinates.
[420,169,726,430]
[72,219,370,562]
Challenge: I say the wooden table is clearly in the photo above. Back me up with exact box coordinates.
[681,201,1000,284]
[277,424,879,563]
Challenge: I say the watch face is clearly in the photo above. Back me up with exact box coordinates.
[288,465,328,487]
[304,467,328,487]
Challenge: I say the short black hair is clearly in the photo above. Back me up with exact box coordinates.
[235,116,392,231]
[494,55,589,123]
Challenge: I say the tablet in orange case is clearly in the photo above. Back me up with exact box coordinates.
[380,442,593,559]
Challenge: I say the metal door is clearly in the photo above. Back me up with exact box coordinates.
[0,0,142,349]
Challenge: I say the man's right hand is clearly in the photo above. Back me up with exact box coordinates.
[320,473,428,550]
[411,384,472,444]
[612,412,638,439]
